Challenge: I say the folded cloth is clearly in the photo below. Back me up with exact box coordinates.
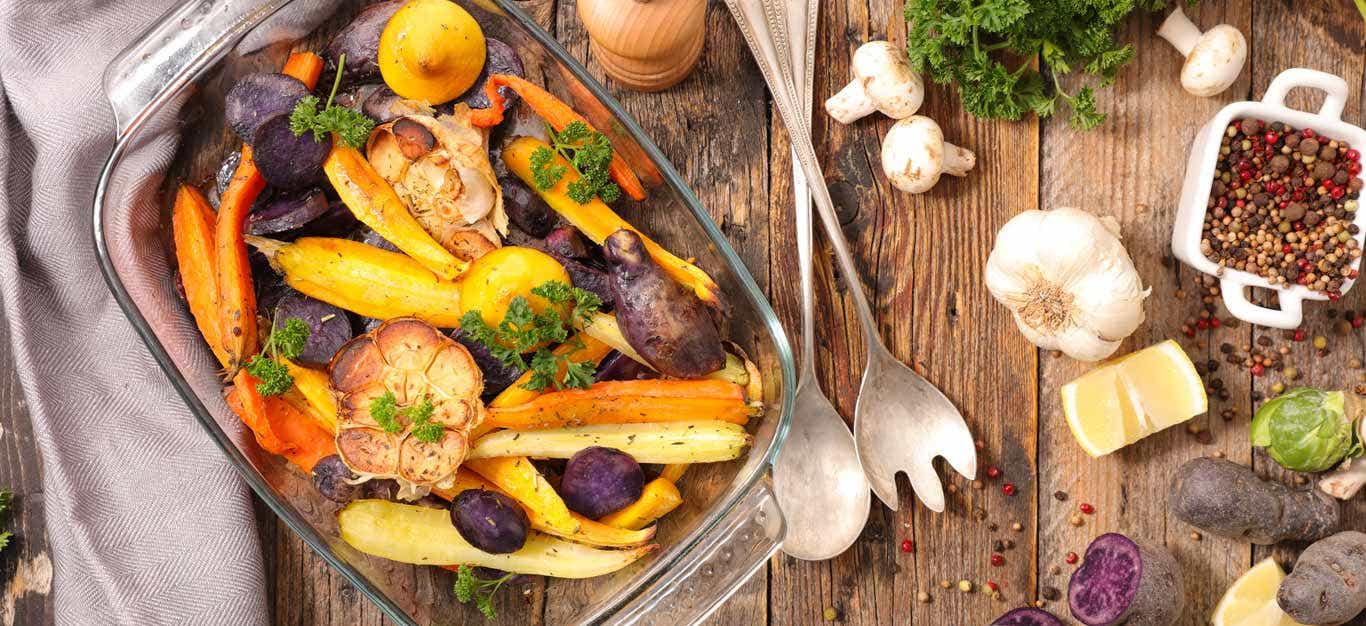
[0,1,269,624]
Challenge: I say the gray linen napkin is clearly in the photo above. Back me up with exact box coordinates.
[0,1,270,624]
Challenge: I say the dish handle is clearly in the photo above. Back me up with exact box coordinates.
[1261,68,1350,121]
[102,0,289,137]
[602,476,785,625]
[1221,279,1303,330]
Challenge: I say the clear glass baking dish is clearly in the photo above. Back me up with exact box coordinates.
[91,0,795,623]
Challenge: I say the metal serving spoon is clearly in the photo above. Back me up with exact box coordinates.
[768,0,870,560]
[725,0,977,512]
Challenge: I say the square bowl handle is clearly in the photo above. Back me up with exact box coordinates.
[1261,68,1349,120]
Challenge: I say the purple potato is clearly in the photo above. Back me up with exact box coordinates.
[361,478,401,501]
[545,226,597,261]
[225,73,309,142]
[312,455,361,503]
[251,113,331,189]
[362,86,424,125]
[247,187,330,235]
[326,1,403,83]
[1069,533,1184,626]
[295,201,362,238]
[251,249,289,318]
[594,350,656,382]
[559,446,644,519]
[450,489,530,554]
[456,38,524,111]
[335,83,384,112]
[500,174,556,237]
[357,227,401,253]
[1278,531,1366,625]
[991,608,1065,626]
[603,229,725,378]
[553,253,612,306]
[361,317,385,333]
[273,291,354,367]
[451,329,524,397]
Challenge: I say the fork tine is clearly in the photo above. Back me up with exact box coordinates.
[904,462,946,513]
[864,464,901,512]
[940,424,979,481]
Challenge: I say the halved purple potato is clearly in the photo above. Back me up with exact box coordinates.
[335,83,384,112]
[312,455,361,503]
[450,489,529,554]
[226,72,309,142]
[1068,533,1184,626]
[500,174,556,237]
[559,446,644,519]
[273,291,354,367]
[456,38,524,111]
[356,227,401,253]
[450,329,524,399]
[361,86,433,125]
[250,113,331,189]
[295,201,362,238]
[594,350,656,382]
[991,608,1065,626]
[247,187,330,235]
[544,226,597,261]
[604,229,725,378]
[326,0,403,83]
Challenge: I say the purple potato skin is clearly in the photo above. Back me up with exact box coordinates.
[273,291,354,367]
[247,187,331,235]
[294,201,362,238]
[450,489,530,554]
[455,38,524,111]
[357,227,401,253]
[326,1,403,84]
[312,455,361,503]
[225,73,309,142]
[1068,533,1184,626]
[251,249,288,319]
[991,608,1065,626]
[251,113,331,189]
[500,174,556,237]
[594,350,657,382]
[559,446,644,519]
[545,226,596,260]
[450,329,525,398]
[554,254,612,306]
[603,229,725,378]
[361,86,409,124]
[1169,457,1339,545]
[1277,531,1366,625]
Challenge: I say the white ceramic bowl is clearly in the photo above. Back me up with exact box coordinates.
[1172,68,1366,329]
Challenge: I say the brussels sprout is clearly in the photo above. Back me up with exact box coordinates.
[1252,387,1363,473]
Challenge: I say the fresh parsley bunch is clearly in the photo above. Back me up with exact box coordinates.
[459,280,603,392]
[244,317,310,396]
[290,53,375,149]
[454,565,515,619]
[905,0,1189,130]
[529,121,621,204]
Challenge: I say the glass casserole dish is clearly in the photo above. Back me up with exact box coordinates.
[91,0,796,623]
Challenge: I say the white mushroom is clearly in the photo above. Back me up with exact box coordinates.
[1319,419,1366,500]
[880,116,975,194]
[1156,6,1246,97]
[824,41,924,124]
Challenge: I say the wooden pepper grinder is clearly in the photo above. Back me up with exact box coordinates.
[577,0,707,92]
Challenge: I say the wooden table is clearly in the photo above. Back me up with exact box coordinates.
[4,1,1366,624]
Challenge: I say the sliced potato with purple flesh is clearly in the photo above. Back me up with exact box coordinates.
[466,421,752,464]
[329,318,485,486]
[338,499,656,576]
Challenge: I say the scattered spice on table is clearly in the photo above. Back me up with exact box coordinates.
[1011,522,1023,532]
[958,580,973,593]
[1002,483,1017,497]
[1190,531,1203,541]
[1069,514,1085,527]
[991,554,1006,567]
[940,579,952,590]
[900,539,914,553]
[917,591,932,604]
[986,466,1002,479]
[1079,502,1095,515]
[1042,586,1062,601]
[1053,490,1068,502]
[1066,551,1079,565]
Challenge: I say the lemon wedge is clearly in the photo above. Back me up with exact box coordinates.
[1212,558,1306,626]
[1061,340,1207,456]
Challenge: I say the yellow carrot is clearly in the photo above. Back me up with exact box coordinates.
[600,478,683,530]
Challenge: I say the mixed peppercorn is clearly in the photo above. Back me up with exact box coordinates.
[1200,118,1364,297]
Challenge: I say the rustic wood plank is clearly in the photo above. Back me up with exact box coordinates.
[0,319,52,626]
[1247,0,1366,580]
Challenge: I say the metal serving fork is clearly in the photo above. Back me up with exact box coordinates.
[724,0,977,512]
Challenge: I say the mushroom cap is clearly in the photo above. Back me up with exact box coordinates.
[881,116,944,194]
[1181,24,1246,97]
[851,41,924,119]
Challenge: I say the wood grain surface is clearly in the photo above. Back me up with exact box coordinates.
[3,0,1366,624]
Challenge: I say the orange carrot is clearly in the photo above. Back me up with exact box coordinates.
[470,74,646,201]
[485,379,751,430]
[213,52,325,374]
[490,334,613,409]
[171,185,230,367]
[227,371,335,472]
[228,370,292,454]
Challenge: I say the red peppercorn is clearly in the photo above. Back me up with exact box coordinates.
[1353,316,1364,329]
[1333,187,1346,199]
[1239,169,1253,181]
[1294,329,1307,341]
[1303,128,1316,138]
[975,439,984,451]
[1196,319,1209,330]
[900,539,914,553]
[1279,200,1290,209]
[1183,327,1196,338]
[1211,317,1222,328]
[1002,483,1017,497]
[991,554,1005,567]
[1264,132,1279,144]
[1080,503,1095,515]
[1283,244,1293,254]
[1329,291,1342,302]
[1349,162,1363,176]
[1066,552,1079,565]
[1251,363,1265,376]
[986,466,1002,479]
[986,581,1000,592]
[1347,148,1360,161]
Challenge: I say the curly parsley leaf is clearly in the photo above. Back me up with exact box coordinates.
[244,317,311,396]
[454,565,514,619]
[529,121,622,204]
[460,281,604,392]
[370,391,403,434]
[289,53,375,148]
[369,391,443,440]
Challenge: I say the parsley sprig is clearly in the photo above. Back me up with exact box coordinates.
[290,53,376,149]
[454,565,515,619]
[529,121,621,204]
[459,280,602,392]
[244,317,311,396]
[904,0,1191,130]
[370,392,443,443]
[0,488,12,553]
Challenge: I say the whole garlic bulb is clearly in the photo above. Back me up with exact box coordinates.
[984,208,1150,362]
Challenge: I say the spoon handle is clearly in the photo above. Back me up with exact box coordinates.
[788,0,817,378]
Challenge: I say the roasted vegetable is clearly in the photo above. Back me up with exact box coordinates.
[1068,533,1184,626]
[451,329,525,399]
[450,489,529,554]
[226,374,335,471]
[458,246,571,328]
[283,358,339,434]
[991,608,1064,626]
[560,446,644,519]
[272,292,353,367]
[488,333,613,408]
[313,454,363,503]
[468,421,751,464]
[377,0,486,105]
[247,187,330,235]
[485,379,751,430]
[503,137,718,304]
[605,229,725,378]
[1253,387,1363,473]
[249,236,464,327]
[226,73,309,141]
[599,477,682,530]
[215,148,268,372]
[337,499,655,576]
[325,142,466,280]
[361,86,433,124]
[593,350,655,382]
[326,0,402,83]
[329,318,485,486]
[500,174,555,237]
[1278,531,1366,625]
[456,38,523,111]
[251,113,330,189]
[1169,457,1339,545]
[171,185,229,366]
[543,227,612,305]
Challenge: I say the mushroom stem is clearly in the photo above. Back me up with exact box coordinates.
[826,80,876,124]
[1320,456,1366,500]
[1156,6,1201,57]
[941,142,976,177]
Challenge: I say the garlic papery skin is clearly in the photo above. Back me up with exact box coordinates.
[984,207,1150,361]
